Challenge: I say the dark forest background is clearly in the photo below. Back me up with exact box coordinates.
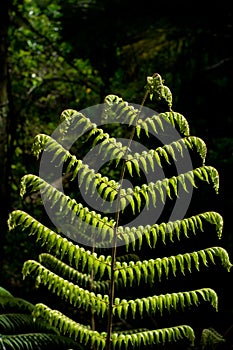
[0,0,232,345]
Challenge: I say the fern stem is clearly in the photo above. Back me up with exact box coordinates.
[105,89,149,350]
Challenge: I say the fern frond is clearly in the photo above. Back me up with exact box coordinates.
[135,111,190,138]
[0,287,13,298]
[32,134,122,204]
[37,128,205,181]
[32,303,106,350]
[39,253,110,293]
[112,288,218,319]
[32,133,117,184]
[88,130,204,176]
[0,313,36,333]
[58,108,108,149]
[0,332,79,350]
[112,324,195,348]
[9,210,231,289]
[104,94,189,137]
[32,303,195,349]
[8,77,232,350]
[193,166,219,193]
[117,211,223,250]
[58,110,135,169]
[159,111,190,136]
[200,327,226,349]
[58,108,121,154]
[104,94,139,125]
[18,174,116,245]
[125,136,206,176]
[8,210,112,274]
[114,247,232,285]
[59,108,94,138]
[22,260,110,317]
[0,296,34,313]
[22,256,223,319]
[146,73,173,110]
[183,136,207,163]
[30,136,214,217]
[33,128,126,171]
[118,165,219,214]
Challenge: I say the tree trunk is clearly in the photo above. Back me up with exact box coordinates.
[0,0,10,272]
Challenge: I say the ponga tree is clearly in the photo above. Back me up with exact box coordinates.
[8,74,232,350]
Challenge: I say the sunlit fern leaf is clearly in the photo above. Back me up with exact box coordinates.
[32,303,106,350]
[30,135,210,213]
[104,94,139,126]
[38,245,114,291]
[184,136,207,163]
[59,108,97,143]
[116,165,219,214]
[113,247,232,285]
[22,260,110,317]
[8,210,113,272]
[31,133,120,188]
[18,175,116,243]
[38,253,94,289]
[193,166,219,193]
[31,133,51,160]
[112,324,195,348]
[0,287,13,299]
[33,118,125,169]
[104,94,189,138]
[146,73,173,110]
[160,111,190,136]
[136,111,190,138]
[9,210,231,289]
[58,108,75,136]
[32,303,195,349]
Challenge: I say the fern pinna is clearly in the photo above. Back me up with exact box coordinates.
[8,74,232,350]
[0,286,81,350]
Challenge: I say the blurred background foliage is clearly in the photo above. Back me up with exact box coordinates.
[0,0,232,346]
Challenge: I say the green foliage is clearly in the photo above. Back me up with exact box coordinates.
[31,302,196,350]
[7,75,232,349]
[6,0,103,211]
[200,327,226,349]
[4,2,232,307]
[0,286,82,350]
